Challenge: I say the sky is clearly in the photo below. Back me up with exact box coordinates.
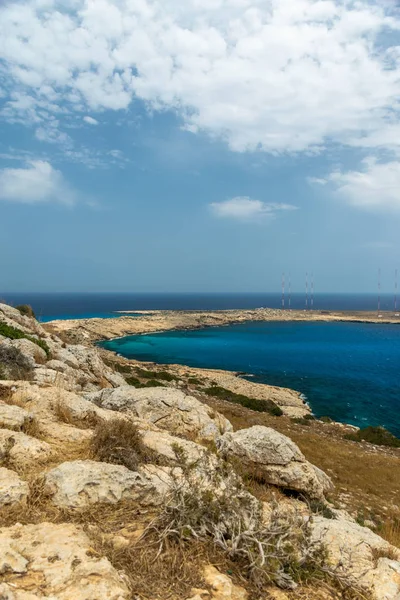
[1,0,400,294]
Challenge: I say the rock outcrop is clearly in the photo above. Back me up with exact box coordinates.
[217,425,333,499]
[0,467,29,506]
[85,386,232,441]
[0,522,130,599]
[0,401,33,431]
[44,459,161,508]
[0,428,52,469]
[310,516,400,600]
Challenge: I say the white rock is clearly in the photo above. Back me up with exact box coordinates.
[44,459,161,508]
[0,401,33,430]
[0,522,130,599]
[85,386,232,441]
[0,467,29,506]
[0,428,52,469]
[9,338,47,364]
[203,565,248,600]
[310,516,400,600]
[217,425,333,499]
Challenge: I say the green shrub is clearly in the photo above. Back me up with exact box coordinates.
[204,386,283,416]
[188,376,202,385]
[15,304,36,318]
[320,416,333,423]
[134,367,178,381]
[344,426,400,448]
[126,376,166,388]
[0,321,50,357]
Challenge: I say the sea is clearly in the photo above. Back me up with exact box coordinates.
[2,292,399,435]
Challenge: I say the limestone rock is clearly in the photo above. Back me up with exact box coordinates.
[0,429,52,469]
[202,565,248,600]
[85,386,232,440]
[0,468,29,506]
[217,426,333,499]
[0,522,130,598]
[44,459,161,508]
[310,516,400,600]
[0,401,33,431]
[9,338,47,364]
[140,429,209,464]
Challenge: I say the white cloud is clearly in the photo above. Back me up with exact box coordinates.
[0,0,399,155]
[0,160,77,205]
[310,158,400,211]
[210,196,297,221]
[83,116,99,125]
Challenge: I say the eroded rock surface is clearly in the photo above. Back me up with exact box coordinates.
[0,522,130,599]
[0,468,29,506]
[0,429,52,469]
[0,402,33,431]
[310,516,400,600]
[218,425,333,499]
[85,386,232,441]
[44,459,160,508]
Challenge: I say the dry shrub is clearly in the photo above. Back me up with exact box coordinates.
[371,545,399,567]
[139,449,314,591]
[22,416,44,439]
[54,400,99,430]
[90,419,158,470]
[379,517,400,549]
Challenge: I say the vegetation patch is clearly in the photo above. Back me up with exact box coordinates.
[344,426,400,448]
[204,386,283,416]
[0,320,50,357]
[125,376,165,388]
[15,304,36,318]
[134,367,178,382]
[90,419,161,469]
[0,345,34,380]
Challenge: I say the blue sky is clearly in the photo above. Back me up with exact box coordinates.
[1,0,400,294]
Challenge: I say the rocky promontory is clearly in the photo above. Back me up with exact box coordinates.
[0,302,400,599]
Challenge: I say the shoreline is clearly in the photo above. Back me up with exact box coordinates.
[43,308,400,425]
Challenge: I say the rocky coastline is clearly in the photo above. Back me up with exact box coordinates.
[0,302,399,599]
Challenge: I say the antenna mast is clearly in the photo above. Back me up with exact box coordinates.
[378,267,381,315]
[311,272,314,310]
[288,273,291,310]
[395,269,398,314]
[282,273,285,310]
[305,272,308,310]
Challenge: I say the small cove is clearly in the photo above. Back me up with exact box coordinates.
[100,320,400,436]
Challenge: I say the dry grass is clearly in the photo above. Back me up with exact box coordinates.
[378,517,400,549]
[89,419,161,470]
[54,400,99,430]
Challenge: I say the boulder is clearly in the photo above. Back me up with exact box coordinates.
[44,459,163,508]
[63,344,126,387]
[217,426,333,499]
[0,522,130,598]
[310,516,400,600]
[0,401,33,431]
[140,429,209,465]
[85,386,232,441]
[8,338,47,364]
[0,428,52,469]
[0,467,29,506]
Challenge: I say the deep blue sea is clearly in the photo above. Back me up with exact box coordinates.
[101,321,400,436]
[0,292,397,321]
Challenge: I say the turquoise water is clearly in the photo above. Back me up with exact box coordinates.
[101,321,400,436]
